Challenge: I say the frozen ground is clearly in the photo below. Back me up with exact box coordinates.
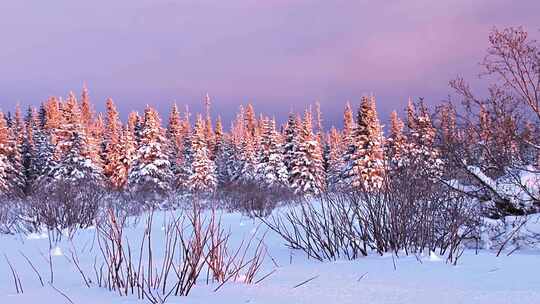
[0,210,539,304]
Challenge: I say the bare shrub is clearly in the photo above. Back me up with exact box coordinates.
[217,181,298,218]
[96,205,268,303]
[24,179,105,241]
[0,197,22,234]
[261,173,481,264]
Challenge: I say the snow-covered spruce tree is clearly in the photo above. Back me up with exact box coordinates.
[289,109,326,195]
[342,101,355,150]
[237,125,258,183]
[226,107,245,183]
[128,106,173,201]
[188,114,217,193]
[128,111,143,145]
[0,112,14,196]
[22,106,39,187]
[32,104,58,184]
[167,103,183,157]
[105,124,136,191]
[49,130,104,185]
[80,86,102,165]
[255,117,288,188]
[204,93,215,158]
[342,96,385,191]
[386,111,408,171]
[283,112,301,177]
[90,113,105,167]
[326,126,343,190]
[80,85,93,129]
[7,106,27,196]
[43,96,62,146]
[232,104,259,183]
[48,95,103,185]
[174,107,194,191]
[214,116,234,186]
[244,103,258,138]
[337,102,358,189]
[406,100,443,180]
[167,103,183,190]
[80,87,104,168]
[54,92,80,158]
[103,98,125,190]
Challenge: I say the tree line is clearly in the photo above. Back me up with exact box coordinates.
[0,26,538,219]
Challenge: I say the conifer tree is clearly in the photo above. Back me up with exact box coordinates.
[244,103,257,138]
[289,109,325,195]
[167,103,182,154]
[33,104,58,182]
[106,124,136,190]
[128,111,143,145]
[342,101,355,148]
[128,106,173,199]
[326,127,343,189]
[406,100,443,179]
[22,106,39,186]
[214,116,235,186]
[256,117,288,188]
[342,96,385,191]
[237,127,258,182]
[174,106,194,191]
[80,85,94,129]
[204,93,215,157]
[283,112,301,176]
[189,114,217,193]
[387,111,407,170]
[49,94,103,185]
[7,106,26,195]
[103,98,124,189]
[0,112,14,195]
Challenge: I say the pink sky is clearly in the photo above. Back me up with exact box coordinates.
[0,0,538,126]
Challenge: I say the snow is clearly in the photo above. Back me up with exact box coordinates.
[50,246,63,256]
[0,209,539,304]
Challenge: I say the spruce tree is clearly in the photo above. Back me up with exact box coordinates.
[256,117,288,188]
[0,112,14,195]
[342,96,385,191]
[189,114,217,193]
[289,109,325,195]
[326,127,343,189]
[48,94,103,185]
[406,100,443,179]
[387,111,407,170]
[107,125,136,190]
[7,106,26,195]
[128,107,173,199]
[283,112,300,176]
[103,98,124,189]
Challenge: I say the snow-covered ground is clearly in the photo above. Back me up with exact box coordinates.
[0,210,539,304]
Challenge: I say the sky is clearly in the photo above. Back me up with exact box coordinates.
[0,0,539,127]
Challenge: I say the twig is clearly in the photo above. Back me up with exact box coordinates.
[4,254,23,294]
[292,275,319,289]
[357,272,368,282]
[49,283,75,304]
[254,269,277,285]
[19,250,44,287]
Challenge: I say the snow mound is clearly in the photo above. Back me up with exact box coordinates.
[50,246,63,256]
